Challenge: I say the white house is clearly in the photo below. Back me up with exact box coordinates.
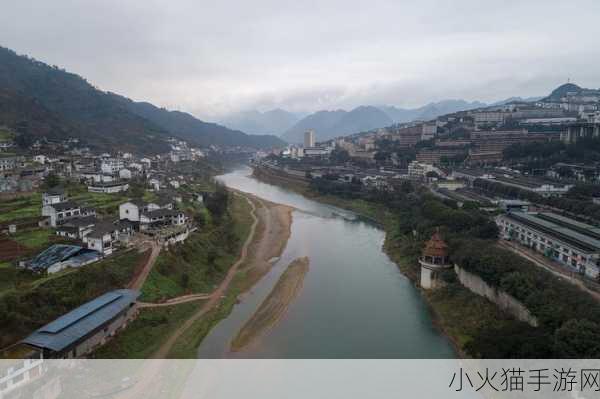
[87,181,129,194]
[140,158,152,169]
[100,158,124,174]
[128,162,143,172]
[42,201,82,227]
[85,224,119,256]
[34,154,48,164]
[42,187,66,206]
[149,178,160,191]
[119,200,167,222]
[118,168,132,180]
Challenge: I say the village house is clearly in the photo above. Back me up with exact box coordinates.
[42,187,66,206]
[87,180,129,194]
[119,199,175,229]
[148,177,160,191]
[85,223,119,256]
[55,216,96,240]
[118,168,132,180]
[100,157,124,174]
[42,201,80,227]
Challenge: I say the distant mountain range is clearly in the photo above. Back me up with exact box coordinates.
[0,46,284,152]
[281,106,388,143]
[220,94,560,144]
[218,109,303,136]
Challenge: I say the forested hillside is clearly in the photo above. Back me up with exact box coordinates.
[0,46,283,152]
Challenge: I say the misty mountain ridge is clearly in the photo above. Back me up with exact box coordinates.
[281,106,392,143]
[217,108,302,136]
[0,46,283,152]
[278,100,486,143]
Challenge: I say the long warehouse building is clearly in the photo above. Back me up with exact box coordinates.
[496,211,600,279]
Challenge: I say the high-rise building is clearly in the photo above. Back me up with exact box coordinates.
[304,129,315,148]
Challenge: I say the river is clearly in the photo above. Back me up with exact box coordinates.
[197,166,455,358]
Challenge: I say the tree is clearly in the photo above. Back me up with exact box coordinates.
[43,173,61,189]
[374,151,391,163]
[554,319,600,358]
[205,183,229,221]
[330,148,350,164]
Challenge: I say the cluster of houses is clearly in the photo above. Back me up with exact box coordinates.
[0,135,206,195]
[26,183,194,274]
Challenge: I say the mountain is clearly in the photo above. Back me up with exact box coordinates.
[489,96,543,106]
[0,46,283,152]
[282,107,392,143]
[108,95,285,148]
[281,110,346,143]
[218,109,300,136]
[545,83,583,101]
[380,100,487,124]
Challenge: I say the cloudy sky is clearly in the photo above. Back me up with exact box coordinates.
[2,0,600,120]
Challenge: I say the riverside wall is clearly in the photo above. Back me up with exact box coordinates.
[454,264,538,327]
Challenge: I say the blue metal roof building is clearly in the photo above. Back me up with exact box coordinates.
[22,289,140,357]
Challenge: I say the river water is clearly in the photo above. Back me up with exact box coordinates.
[197,167,455,358]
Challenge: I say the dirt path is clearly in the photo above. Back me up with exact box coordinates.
[151,191,294,358]
[128,239,161,290]
[137,293,212,308]
[231,256,309,352]
[152,193,259,358]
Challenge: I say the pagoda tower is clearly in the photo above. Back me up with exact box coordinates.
[419,229,452,289]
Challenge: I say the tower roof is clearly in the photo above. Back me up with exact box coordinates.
[423,229,448,258]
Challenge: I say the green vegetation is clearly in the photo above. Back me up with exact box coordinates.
[0,127,14,142]
[451,240,600,357]
[0,249,144,348]
[0,193,41,222]
[426,283,534,355]
[141,190,253,302]
[0,264,39,296]
[503,137,600,169]
[0,46,283,151]
[97,192,254,358]
[70,189,128,215]
[168,291,239,358]
[10,228,55,250]
[94,302,201,358]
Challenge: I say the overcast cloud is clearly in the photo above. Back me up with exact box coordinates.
[1,0,599,120]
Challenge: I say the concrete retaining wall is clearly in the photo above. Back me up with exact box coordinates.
[454,264,538,327]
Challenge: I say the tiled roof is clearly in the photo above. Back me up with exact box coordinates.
[423,230,449,258]
[52,201,81,212]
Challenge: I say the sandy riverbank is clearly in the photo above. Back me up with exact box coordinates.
[231,256,310,352]
[235,192,294,293]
